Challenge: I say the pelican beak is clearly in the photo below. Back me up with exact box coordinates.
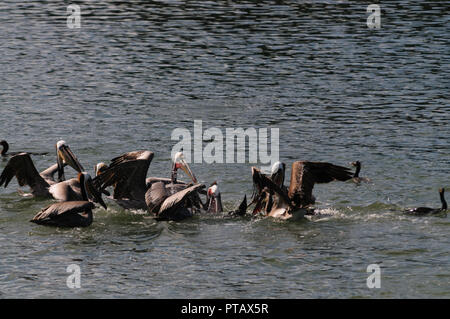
[56,151,66,182]
[57,143,84,175]
[180,160,198,184]
[86,178,107,210]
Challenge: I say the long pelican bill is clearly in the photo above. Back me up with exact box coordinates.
[56,141,84,181]
[179,160,198,184]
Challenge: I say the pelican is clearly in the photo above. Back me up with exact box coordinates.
[0,140,86,200]
[1,139,49,157]
[30,172,107,227]
[405,188,447,216]
[251,160,354,220]
[93,150,201,211]
[145,182,206,221]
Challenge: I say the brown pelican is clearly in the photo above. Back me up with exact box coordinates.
[350,161,370,183]
[405,188,447,216]
[30,172,107,227]
[251,160,353,220]
[93,151,200,211]
[145,182,206,221]
[1,139,49,157]
[0,141,86,200]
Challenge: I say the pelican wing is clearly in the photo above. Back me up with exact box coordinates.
[251,167,290,203]
[0,153,49,190]
[145,181,169,214]
[158,184,205,216]
[288,161,353,207]
[31,201,95,221]
[93,150,154,201]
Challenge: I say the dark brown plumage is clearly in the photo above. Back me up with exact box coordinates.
[30,172,106,227]
[146,183,205,221]
[93,150,204,215]
[93,150,154,209]
[251,161,353,219]
[0,143,86,201]
[31,201,95,227]
[405,188,447,216]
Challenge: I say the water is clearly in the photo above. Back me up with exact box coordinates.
[0,1,449,298]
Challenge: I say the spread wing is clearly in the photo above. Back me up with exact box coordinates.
[158,184,205,216]
[31,201,94,221]
[288,161,353,207]
[251,167,290,203]
[93,150,154,201]
[0,153,50,190]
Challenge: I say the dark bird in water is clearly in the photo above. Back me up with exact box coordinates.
[30,172,107,227]
[93,150,157,210]
[0,141,87,200]
[145,152,217,220]
[93,151,207,221]
[350,161,370,183]
[228,194,248,216]
[251,160,353,220]
[405,188,447,216]
[146,182,206,221]
[1,140,48,157]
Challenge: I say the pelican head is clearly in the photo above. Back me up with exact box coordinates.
[206,181,223,213]
[94,162,108,176]
[56,140,85,182]
[173,151,198,183]
[0,140,9,156]
[78,172,107,209]
[270,161,285,187]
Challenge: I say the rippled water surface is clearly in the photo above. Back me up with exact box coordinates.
[0,1,449,298]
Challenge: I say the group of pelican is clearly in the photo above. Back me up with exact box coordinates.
[0,140,447,227]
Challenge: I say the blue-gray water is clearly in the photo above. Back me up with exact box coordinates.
[0,1,449,298]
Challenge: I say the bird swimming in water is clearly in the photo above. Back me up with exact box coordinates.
[30,172,107,227]
[144,152,212,220]
[0,141,88,201]
[251,160,354,220]
[1,140,48,157]
[350,161,370,184]
[405,188,447,216]
[93,150,207,220]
